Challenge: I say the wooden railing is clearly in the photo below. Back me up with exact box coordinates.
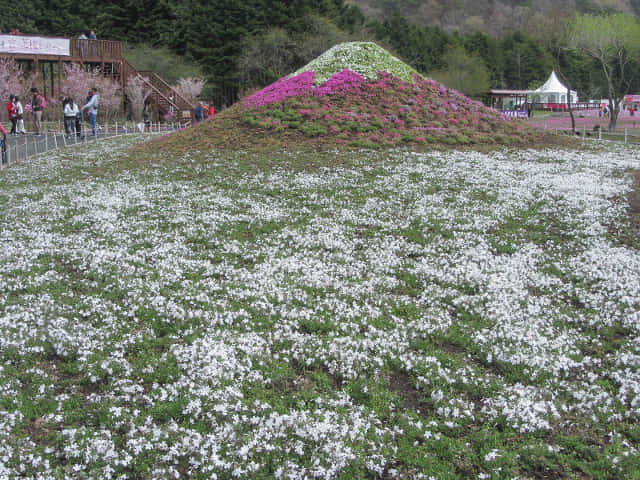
[70,39,123,60]
[117,59,193,119]
[138,71,193,111]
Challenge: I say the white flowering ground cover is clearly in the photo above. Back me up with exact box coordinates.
[292,42,421,84]
[1,136,640,479]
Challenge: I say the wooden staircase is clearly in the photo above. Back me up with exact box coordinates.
[119,59,193,120]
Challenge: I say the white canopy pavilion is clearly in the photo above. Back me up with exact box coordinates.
[530,71,578,105]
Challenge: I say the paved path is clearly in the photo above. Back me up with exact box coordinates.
[1,124,183,168]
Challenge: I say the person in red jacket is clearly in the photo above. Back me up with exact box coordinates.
[7,95,17,135]
[208,105,215,118]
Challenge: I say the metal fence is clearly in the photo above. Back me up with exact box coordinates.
[0,121,190,170]
[546,124,640,144]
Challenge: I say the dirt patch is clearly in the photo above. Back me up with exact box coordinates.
[388,371,431,416]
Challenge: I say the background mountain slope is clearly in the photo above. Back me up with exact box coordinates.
[347,0,639,34]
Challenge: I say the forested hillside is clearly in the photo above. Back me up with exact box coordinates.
[1,0,636,105]
[347,0,640,34]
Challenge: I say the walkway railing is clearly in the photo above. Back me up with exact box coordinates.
[70,39,123,59]
[0,121,190,170]
[544,124,640,144]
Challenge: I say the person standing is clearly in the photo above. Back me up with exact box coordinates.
[0,122,6,165]
[82,87,99,136]
[7,95,17,135]
[14,96,25,134]
[78,32,88,57]
[31,88,43,136]
[143,103,152,131]
[88,30,97,56]
[73,99,83,138]
[194,101,205,123]
[63,97,76,136]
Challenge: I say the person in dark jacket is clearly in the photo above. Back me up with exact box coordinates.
[194,101,205,123]
[31,88,43,136]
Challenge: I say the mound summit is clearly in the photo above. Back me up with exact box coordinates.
[148,42,543,152]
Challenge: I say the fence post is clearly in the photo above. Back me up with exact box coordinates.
[45,133,48,151]
[625,128,628,144]
[599,127,602,140]
[583,125,586,139]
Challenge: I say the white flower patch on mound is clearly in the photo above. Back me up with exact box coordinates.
[292,41,421,84]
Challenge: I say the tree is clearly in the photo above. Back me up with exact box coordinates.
[125,75,152,122]
[93,74,122,122]
[173,77,206,106]
[569,13,640,130]
[0,58,35,111]
[429,45,490,98]
[530,14,581,132]
[61,64,121,120]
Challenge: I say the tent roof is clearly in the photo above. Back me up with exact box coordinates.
[532,71,576,96]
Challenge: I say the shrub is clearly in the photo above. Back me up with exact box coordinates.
[300,123,328,137]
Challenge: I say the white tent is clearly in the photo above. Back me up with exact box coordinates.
[530,71,578,104]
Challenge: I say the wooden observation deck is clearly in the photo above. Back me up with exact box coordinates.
[1,34,192,119]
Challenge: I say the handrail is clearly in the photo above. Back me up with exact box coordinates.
[70,39,123,59]
[138,70,192,110]
[120,60,193,116]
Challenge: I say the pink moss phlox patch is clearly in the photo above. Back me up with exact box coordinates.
[244,71,315,108]
[314,70,365,97]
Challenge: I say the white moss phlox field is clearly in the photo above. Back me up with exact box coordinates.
[0,136,639,478]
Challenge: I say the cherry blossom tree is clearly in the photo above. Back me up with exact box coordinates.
[61,64,122,120]
[125,75,152,122]
[0,58,36,117]
[94,74,122,121]
[174,77,206,106]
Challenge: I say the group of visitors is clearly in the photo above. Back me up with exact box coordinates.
[598,105,610,118]
[6,95,26,135]
[77,30,97,56]
[194,101,215,123]
[3,86,98,138]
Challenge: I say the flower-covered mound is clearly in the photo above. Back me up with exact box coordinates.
[148,43,557,153]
